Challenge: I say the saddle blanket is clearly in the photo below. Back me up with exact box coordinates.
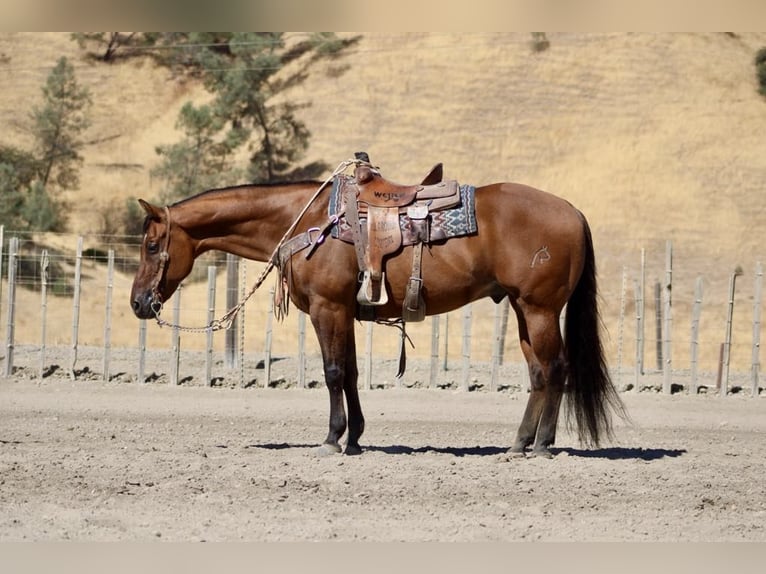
[328,176,478,244]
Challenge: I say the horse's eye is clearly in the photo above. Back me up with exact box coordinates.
[147,241,160,255]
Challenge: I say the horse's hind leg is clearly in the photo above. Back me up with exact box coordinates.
[509,303,566,459]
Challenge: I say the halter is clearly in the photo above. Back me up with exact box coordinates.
[148,205,172,317]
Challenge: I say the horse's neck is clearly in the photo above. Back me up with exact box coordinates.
[174,185,312,262]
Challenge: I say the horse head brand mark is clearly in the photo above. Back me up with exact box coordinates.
[530,246,551,268]
[131,155,625,459]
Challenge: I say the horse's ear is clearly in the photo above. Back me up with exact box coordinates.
[138,199,163,221]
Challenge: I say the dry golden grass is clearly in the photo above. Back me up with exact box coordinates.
[3,32,766,377]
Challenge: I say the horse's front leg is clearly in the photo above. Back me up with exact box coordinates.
[310,302,363,456]
[341,333,365,455]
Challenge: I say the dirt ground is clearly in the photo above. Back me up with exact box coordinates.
[1,346,765,542]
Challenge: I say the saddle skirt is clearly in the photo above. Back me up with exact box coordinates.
[329,175,478,245]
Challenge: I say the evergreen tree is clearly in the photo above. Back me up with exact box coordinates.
[0,57,91,231]
[149,32,359,198]
[152,102,245,202]
[31,56,92,191]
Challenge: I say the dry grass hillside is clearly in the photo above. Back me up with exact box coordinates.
[2,32,766,379]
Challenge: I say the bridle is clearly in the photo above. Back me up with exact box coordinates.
[147,205,172,318]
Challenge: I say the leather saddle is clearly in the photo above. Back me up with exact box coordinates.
[342,161,461,322]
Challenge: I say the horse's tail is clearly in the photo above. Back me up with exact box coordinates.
[564,214,627,446]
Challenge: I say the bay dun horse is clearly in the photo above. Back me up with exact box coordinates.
[130,161,625,458]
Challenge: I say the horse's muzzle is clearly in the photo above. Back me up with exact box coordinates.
[131,290,160,320]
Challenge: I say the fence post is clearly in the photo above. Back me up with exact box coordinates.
[170,286,182,385]
[40,250,50,381]
[721,267,743,396]
[752,262,762,397]
[297,311,306,388]
[662,240,673,393]
[0,225,4,334]
[225,254,239,369]
[690,276,703,394]
[364,321,373,390]
[205,265,216,386]
[617,266,627,386]
[442,313,449,371]
[238,261,247,387]
[429,315,440,389]
[654,281,662,371]
[490,303,503,392]
[633,278,643,389]
[637,248,645,375]
[263,287,274,387]
[3,237,18,378]
[461,304,472,391]
[102,249,114,382]
[138,319,147,383]
[69,236,83,380]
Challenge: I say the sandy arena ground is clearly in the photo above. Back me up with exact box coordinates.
[1,346,765,542]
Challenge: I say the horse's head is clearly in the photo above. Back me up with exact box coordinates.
[130,199,195,319]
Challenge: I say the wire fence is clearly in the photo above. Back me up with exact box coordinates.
[1,226,764,397]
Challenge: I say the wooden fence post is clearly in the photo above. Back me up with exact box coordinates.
[170,286,182,386]
[633,278,643,389]
[429,315,439,389]
[238,261,247,387]
[662,240,673,393]
[69,236,83,380]
[3,237,18,378]
[205,265,216,386]
[263,287,274,387]
[297,311,306,388]
[225,254,238,369]
[490,303,504,392]
[752,262,762,397]
[461,304,472,391]
[654,281,662,371]
[0,225,4,334]
[442,313,449,371]
[690,276,703,394]
[617,266,627,386]
[721,267,743,396]
[102,249,114,382]
[364,321,373,390]
[637,248,645,375]
[497,298,510,365]
[40,250,49,381]
[138,320,147,383]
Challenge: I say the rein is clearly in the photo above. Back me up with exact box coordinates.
[150,158,360,332]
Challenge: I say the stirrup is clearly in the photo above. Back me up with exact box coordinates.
[357,271,388,306]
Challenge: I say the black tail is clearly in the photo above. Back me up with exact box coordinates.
[564,215,627,446]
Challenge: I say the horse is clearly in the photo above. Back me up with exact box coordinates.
[130,160,626,458]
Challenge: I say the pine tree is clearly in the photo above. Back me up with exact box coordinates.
[31,56,92,192]
[149,32,359,199]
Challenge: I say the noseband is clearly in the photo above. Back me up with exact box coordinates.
[148,205,172,317]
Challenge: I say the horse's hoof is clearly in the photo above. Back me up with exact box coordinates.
[344,443,363,456]
[528,448,554,459]
[506,448,527,459]
[315,443,342,457]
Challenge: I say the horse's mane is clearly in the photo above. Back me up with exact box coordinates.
[170,180,324,207]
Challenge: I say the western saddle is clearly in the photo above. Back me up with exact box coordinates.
[341,153,461,322]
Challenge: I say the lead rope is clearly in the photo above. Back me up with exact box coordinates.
[152,158,360,333]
